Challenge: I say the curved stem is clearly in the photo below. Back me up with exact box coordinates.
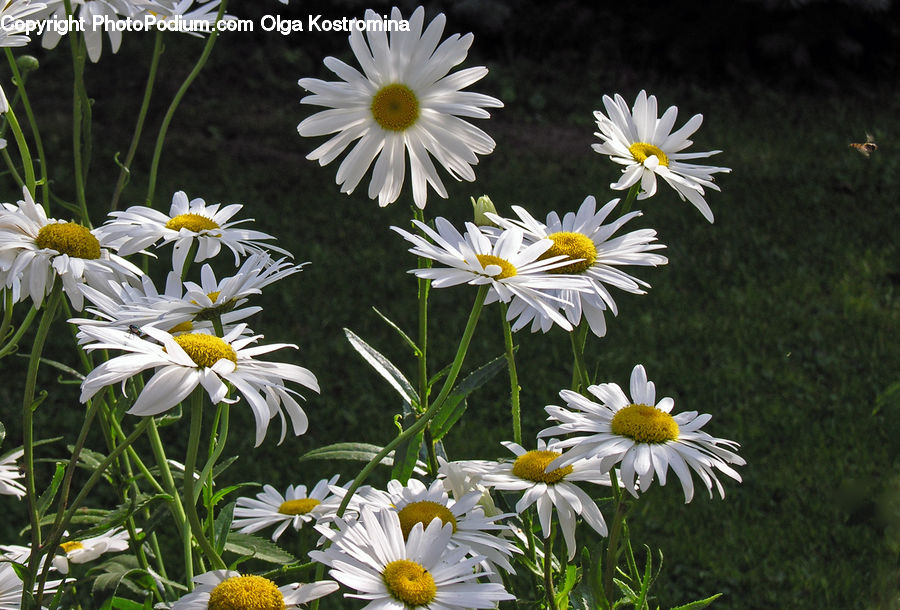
[618,183,641,217]
[145,0,228,207]
[21,287,62,605]
[0,300,38,359]
[111,30,164,212]
[499,302,521,445]
[183,389,226,570]
[3,107,35,196]
[5,48,49,209]
[543,522,559,610]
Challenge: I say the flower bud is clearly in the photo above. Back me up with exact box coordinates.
[471,195,498,227]
[16,55,39,75]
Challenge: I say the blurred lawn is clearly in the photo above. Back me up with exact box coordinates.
[1,3,898,609]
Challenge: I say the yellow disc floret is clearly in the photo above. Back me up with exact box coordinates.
[35,223,101,259]
[207,575,285,610]
[628,142,669,167]
[167,321,194,334]
[59,541,84,554]
[278,498,320,515]
[171,333,237,368]
[610,403,679,444]
[371,84,420,132]
[397,501,457,539]
[512,450,573,484]
[382,559,437,606]
[541,232,597,274]
[165,213,220,232]
[475,254,517,279]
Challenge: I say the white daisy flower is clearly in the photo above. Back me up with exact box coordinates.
[171,569,338,610]
[96,191,290,274]
[35,0,143,62]
[74,252,304,337]
[364,478,520,579]
[297,6,503,208]
[3,528,133,575]
[0,1,48,48]
[437,456,501,517]
[486,195,668,336]
[472,438,611,560]
[0,187,142,310]
[0,449,25,499]
[0,562,64,609]
[311,507,514,608]
[76,323,319,446]
[592,90,731,223]
[540,364,745,502]
[231,475,340,541]
[392,218,592,331]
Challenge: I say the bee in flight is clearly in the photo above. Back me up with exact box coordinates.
[849,133,877,157]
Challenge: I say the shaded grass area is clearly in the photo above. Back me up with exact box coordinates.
[0,14,898,610]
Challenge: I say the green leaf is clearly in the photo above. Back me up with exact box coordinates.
[431,352,508,440]
[344,328,418,412]
[36,462,66,517]
[211,482,257,507]
[390,422,424,484]
[90,556,156,597]
[214,501,235,556]
[15,354,85,380]
[670,593,723,610]
[556,564,580,608]
[155,404,182,427]
[224,532,296,565]
[298,442,426,474]
[371,307,419,355]
[873,380,900,415]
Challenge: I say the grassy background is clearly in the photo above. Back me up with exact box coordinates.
[1,1,898,608]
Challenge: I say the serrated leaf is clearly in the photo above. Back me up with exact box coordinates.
[214,501,235,556]
[670,593,722,610]
[155,404,182,427]
[224,532,296,565]
[36,462,66,517]
[344,328,418,412]
[431,352,507,439]
[556,564,579,607]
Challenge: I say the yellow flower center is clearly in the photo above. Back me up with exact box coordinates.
[371,84,420,132]
[475,254,517,279]
[540,232,597,274]
[610,403,679,444]
[628,142,669,167]
[512,450,573,484]
[277,498,320,515]
[35,223,101,259]
[164,213,220,232]
[171,333,237,368]
[382,559,437,606]
[207,575,285,610]
[167,321,194,334]
[59,541,84,554]
[396,501,457,539]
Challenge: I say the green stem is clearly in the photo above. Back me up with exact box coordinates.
[5,48,49,209]
[145,0,227,207]
[63,2,91,224]
[336,284,489,518]
[0,148,25,188]
[619,183,641,217]
[145,418,193,583]
[21,287,62,606]
[3,107,35,196]
[543,524,559,610]
[603,471,628,605]
[569,322,591,392]
[111,30,164,212]
[499,302,521,445]
[0,299,38,360]
[183,390,226,570]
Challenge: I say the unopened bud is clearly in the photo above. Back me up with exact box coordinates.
[471,195,498,227]
[16,55,39,75]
